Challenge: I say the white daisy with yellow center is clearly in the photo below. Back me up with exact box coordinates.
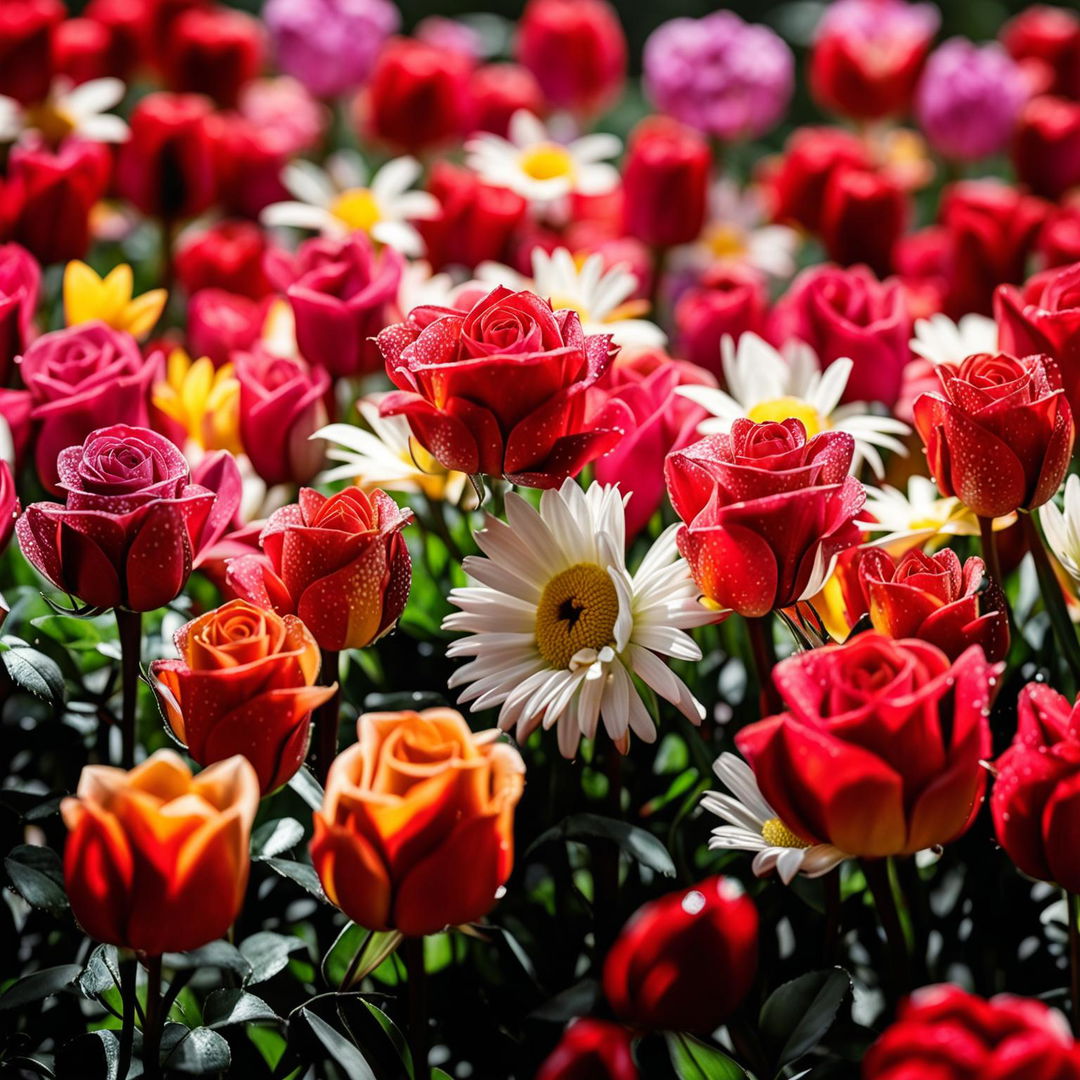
[443,479,715,758]
[1041,474,1080,583]
[261,151,438,256]
[677,332,910,477]
[465,110,620,205]
[0,77,128,145]
[910,312,997,367]
[702,754,848,884]
[698,180,799,279]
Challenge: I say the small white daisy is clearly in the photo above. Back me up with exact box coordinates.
[696,180,800,279]
[0,77,129,145]
[910,313,998,367]
[1041,474,1080,582]
[443,478,716,759]
[677,332,910,477]
[397,260,460,314]
[261,151,439,256]
[465,110,620,205]
[477,247,665,349]
[702,753,848,885]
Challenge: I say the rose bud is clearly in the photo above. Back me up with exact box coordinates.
[175,220,272,300]
[809,0,939,121]
[990,683,1080,895]
[162,7,265,108]
[53,18,114,85]
[16,425,224,612]
[516,0,626,117]
[0,462,18,554]
[311,709,525,936]
[187,288,268,368]
[0,0,63,105]
[11,322,156,493]
[285,235,403,378]
[0,242,40,386]
[62,750,259,955]
[362,38,473,154]
[234,346,330,487]
[912,352,1074,519]
[770,264,912,409]
[150,600,336,794]
[536,1020,638,1080]
[622,116,711,249]
[1013,95,1080,201]
[856,547,1009,662]
[116,92,217,222]
[1002,5,1080,101]
[469,63,545,139]
[820,166,908,277]
[377,285,628,488]
[226,487,412,652]
[865,984,1080,1080]
[665,419,866,618]
[417,163,527,272]
[737,633,999,857]
[603,877,758,1034]
[4,138,112,266]
[674,266,770,375]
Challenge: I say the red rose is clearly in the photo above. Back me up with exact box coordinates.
[378,285,628,487]
[665,419,865,617]
[469,63,545,139]
[151,599,337,794]
[16,425,224,611]
[234,346,329,487]
[0,0,62,105]
[674,264,769,375]
[865,984,1080,1080]
[516,0,626,117]
[622,116,711,249]
[912,352,1073,518]
[1013,95,1080,201]
[187,288,268,367]
[162,7,264,108]
[855,547,1009,662]
[536,1020,638,1080]
[0,242,40,386]
[820,166,909,278]
[0,461,18,554]
[737,633,998,856]
[603,877,758,1033]
[175,220,272,300]
[1001,6,1080,101]
[226,487,412,653]
[770,264,912,408]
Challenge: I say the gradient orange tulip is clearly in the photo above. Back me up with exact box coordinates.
[62,750,259,955]
[311,709,525,936]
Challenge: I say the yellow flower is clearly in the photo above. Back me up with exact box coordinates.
[152,349,243,455]
[63,261,167,340]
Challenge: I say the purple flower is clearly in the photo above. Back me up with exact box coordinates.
[263,0,400,99]
[915,38,1032,161]
[643,12,794,141]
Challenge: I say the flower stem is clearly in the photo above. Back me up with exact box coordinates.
[977,515,1002,587]
[313,649,341,785]
[403,935,428,1076]
[746,614,781,714]
[862,857,910,1001]
[1069,891,1080,1037]
[115,609,142,769]
[1022,512,1080,681]
[116,955,137,1080]
[142,954,163,1079]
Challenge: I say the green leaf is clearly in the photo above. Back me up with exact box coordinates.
[163,941,252,980]
[322,923,403,989]
[299,1008,378,1080]
[78,945,121,999]
[264,856,329,901]
[5,844,68,917]
[527,813,676,877]
[240,932,305,985]
[529,979,600,1022]
[758,967,852,1070]
[204,989,281,1028]
[55,1030,137,1080]
[665,1033,747,1080]
[0,964,82,1010]
[1,642,65,704]
[287,768,324,811]
[160,1025,232,1074]
[251,818,306,860]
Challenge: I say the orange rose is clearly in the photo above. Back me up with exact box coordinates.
[151,599,337,793]
[311,709,525,936]
[62,750,259,955]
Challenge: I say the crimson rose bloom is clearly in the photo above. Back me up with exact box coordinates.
[226,488,412,653]
[736,633,999,857]
[912,352,1073,519]
[665,419,865,617]
[378,286,627,488]
[992,683,1080,894]
[603,877,758,1034]
[536,1020,637,1080]
[864,984,1080,1080]
[856,547,1009,662]
[16,426,224,611]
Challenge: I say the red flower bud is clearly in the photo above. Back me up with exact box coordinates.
[175,220,273,300]
[536,1020,638,1080]
[674,264,769,375]
[1001,5,1080,101]
[1013,95,1080,201]
[469,63,545,139]
[0,0,63,105]
[820,166,909,277]
[162,7,265,108]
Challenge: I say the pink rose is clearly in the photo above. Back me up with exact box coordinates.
[0,242,40,386]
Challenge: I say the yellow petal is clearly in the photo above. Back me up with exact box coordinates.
[63,260,105,327]
[122,289,168,339]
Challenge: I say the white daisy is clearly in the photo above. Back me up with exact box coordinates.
[443,479,716,759]
[465,110,620,205]
[477,247,665,349]
[0,77,129,145]
[677,332,910,477]
[261,151,439,256]
[910,313,998,367]
[696,180,799,279]
[397,260,460,314]
[1041,474,1080,582]
[702,753,848,884]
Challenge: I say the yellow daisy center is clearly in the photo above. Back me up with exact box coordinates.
[548,295,588,319]
[747,396,826,436]
[706,223,748,260]
[331,187,382,233]
[534,562,619,670]
[761,817,811,850]
[520,143,575,182]
[26,101,76,144]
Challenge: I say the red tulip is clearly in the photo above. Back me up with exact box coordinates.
[536,1020,638,1080]
[0,0,63,105]
[175,220,273,300]
[737,633,998,857]
[603,877,758,1033]
[665,419,865,617]
[1039,203,1080,269]
[53,18,114,85]
[82,0,148,80]
[820,166,909,278]
[162,7,264,108]
[1001,5,1080,101]
[1013,95,1080,201]
[0,242,40,387]
[187,288,268,368]
[912,352,1073,519]
[207,112,290,220]
[469,63,545,139]
[674,265,769,375]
